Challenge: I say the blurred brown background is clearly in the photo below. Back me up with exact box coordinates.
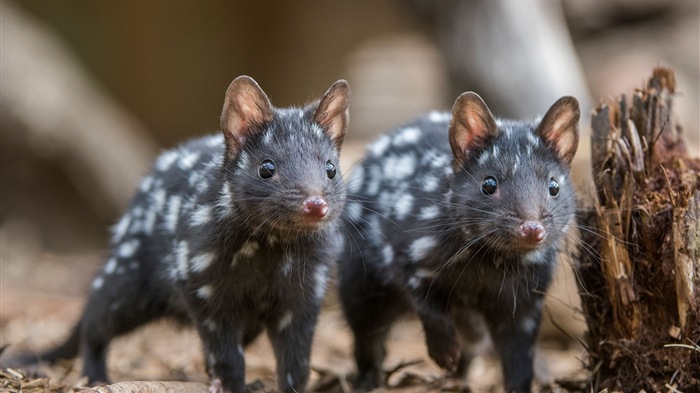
[0,1,698,386]
[2,0,698,256]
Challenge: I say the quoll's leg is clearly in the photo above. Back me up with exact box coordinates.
[482,302,543,393]
[198,325,246,393]
[414,291,460,373]
[452,309,487,379]
[80,262,171,385]
[339,263,407,391]
[267,304,320,393]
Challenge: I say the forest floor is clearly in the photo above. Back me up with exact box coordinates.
[0,248,588,393]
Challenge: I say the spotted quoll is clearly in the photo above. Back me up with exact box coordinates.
[339,92,579,393]
[8,76,350,393]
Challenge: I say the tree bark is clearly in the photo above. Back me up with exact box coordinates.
[578,67,699,391]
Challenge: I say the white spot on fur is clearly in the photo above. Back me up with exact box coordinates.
[382,245,394,265]
[237,151,249,172]
[278,311,293,332]
[415,268,436,279]
[112,214,131,241]
[393,127,421,146]
[239,241,259,257]
[217,182,233,216]
[139,175,154,192]
[527,132,540,147]
[384,154,416,180]
[492,146,500,159]
[394,193,414,220]
[151,189,168,212]
[156,150,179,171]
[175,241,189,279]
[190,252,215,273]
[559,175,566,185]
[409,236,438,262]
[197,285,213,299]
[191,205,212,226]
[408,269,435,289]
[429,111,450,123]
[92,276,104,290]
[523,248,548,264]
[178,150,200,170]
[203,318,217,332]
[424,149,451,168]
[206,134,223,147]
[422,174,440,192]
[521,316,538,334]
[418,205,441,220]
[263,130,274,145]
[287,374,294,389]
[369,135,391,157]
[188,169,204,188]
[314,263,329,301]
[164,195,182,232]
[104,258,118,274]
[311,124,324,138]
[142,208,157,235]
[478,151,490,166]
[118,239,140,258]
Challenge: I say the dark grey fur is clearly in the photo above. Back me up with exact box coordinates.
[339,93,579,393]
[7,76,350,393]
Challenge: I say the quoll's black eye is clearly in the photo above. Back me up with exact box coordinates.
[549,177,560,196]
[325,161,336,179]
[259,159,276,179]
[481,176,497,195]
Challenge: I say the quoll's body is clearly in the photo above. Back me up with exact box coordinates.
[339,93,579,393]
[9,76,351,393]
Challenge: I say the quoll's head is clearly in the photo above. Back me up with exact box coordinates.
[219,76,350,236]
[448,92,579,257]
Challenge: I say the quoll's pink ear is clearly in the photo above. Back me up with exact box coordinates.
[312,80,351,150]
[536,96,580,166]
[449,92,498,169]
[220,75,273,159]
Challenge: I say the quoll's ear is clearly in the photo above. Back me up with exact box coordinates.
[449,92,498,169]
[536,96,580,166]
[312,80,351,150]
[220,75,273,159]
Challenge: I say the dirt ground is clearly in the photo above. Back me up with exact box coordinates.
[0,243,588,393]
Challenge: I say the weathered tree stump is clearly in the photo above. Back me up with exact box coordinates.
[577,67,699,391]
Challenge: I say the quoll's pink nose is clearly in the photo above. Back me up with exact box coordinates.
[519,221,546,244]
[302,196,329,219]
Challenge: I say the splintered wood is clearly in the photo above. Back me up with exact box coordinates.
[578,67,699,391]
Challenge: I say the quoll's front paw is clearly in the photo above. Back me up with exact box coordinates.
[426,333,460,373]
[209,378,229,393]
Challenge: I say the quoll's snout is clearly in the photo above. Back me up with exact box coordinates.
[302,196,329,219]
[519,220,546,245]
